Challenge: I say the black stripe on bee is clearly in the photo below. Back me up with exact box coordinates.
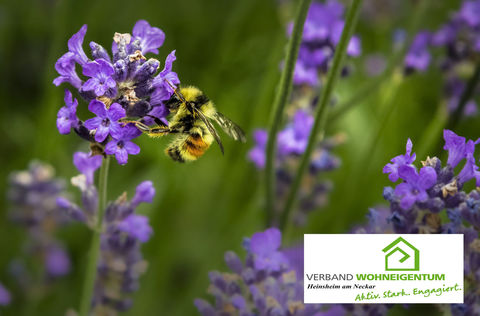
[167,147,184,162]
[164,96,181,110]
[195,94,209,106]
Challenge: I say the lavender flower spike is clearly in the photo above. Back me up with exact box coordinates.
[196,228,329,315]
[54,20,178,165]
[383,138,416,182]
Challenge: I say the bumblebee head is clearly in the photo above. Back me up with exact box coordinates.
[164,94,182,112]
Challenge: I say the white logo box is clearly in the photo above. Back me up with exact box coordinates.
[304,234,464,304]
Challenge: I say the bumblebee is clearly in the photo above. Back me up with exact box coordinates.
[127,82,246,162]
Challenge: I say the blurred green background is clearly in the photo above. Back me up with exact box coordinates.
[0,0,474,315]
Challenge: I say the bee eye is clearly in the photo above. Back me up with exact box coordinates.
[164,96,180,110]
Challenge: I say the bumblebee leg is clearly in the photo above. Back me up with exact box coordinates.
[145,115,168,127]
[120,120,152,133]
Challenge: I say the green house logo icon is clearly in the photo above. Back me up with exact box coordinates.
[382,237,420,271]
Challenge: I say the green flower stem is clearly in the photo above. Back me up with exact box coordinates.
[265,0,312,226]
[279,0,364,232]
[430,60,480,156]
[447,61,480,130]
[329,0,431,126]
[79,156,111,316]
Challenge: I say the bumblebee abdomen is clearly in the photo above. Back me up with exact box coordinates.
[185,135,210,158]
[165,146,185,162]
[165,134,212,162]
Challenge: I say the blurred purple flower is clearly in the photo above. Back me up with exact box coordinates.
[118,214,153,243]
[404,31,431,72]
[293,60,319,86]
[248,129,268,169]
[131,181,155,207]
[73,151,102,185]
[46,246,71,277]
[0,283,10,306]
[278,110,314,155]
[460,0,480,27]
[250,227,288,272]
[290,0,361,86]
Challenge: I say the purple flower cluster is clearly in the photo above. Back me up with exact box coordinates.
[7,162,71,279]
[57,152,155,313]
[290,0,361,86]
[54,20,180,165]
[195,228,389,316]
[404,0,480,116]
[355,129,480,314]
[195,228,325,315]
[248,110,342,225]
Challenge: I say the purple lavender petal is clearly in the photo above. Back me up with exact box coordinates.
[132,20,165,55]
[108,103,127,121]
[73,151,102,185]
[131,181,155,207]
[88,99,107,117]
[53,52,83,89]
[150,50,179,105]
[444,129,468,168]
[417,166,437,190]
[124,141,140,155]
[68,24,89,65]
[56,90,79,134]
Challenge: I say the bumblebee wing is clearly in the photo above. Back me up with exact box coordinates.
[194,108,224,155]
[213,112,246,143]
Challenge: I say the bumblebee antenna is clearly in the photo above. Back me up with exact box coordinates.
[164,79,186,104]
